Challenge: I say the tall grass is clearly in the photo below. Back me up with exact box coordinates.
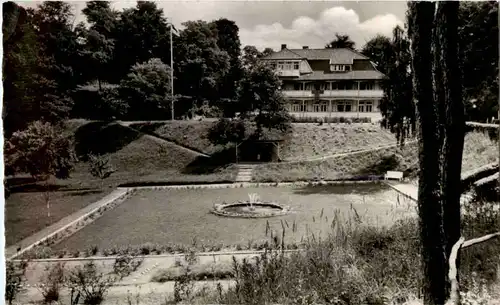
[201,194,500,305]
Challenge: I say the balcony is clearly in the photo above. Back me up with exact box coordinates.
[283,90,383,99]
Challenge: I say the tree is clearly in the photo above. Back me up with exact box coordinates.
[241,45,274,68]
[88,154,115,189]
[66,261,115,305]
[175,20,230,114]
[2,2,39,136]
[407,1,464,304]
[111,1,170,82]
[361,34,393,74]
[213,18,243,117]
[325,33,356,49]
[6,121,76,217]
[237,62,291,135]
[458,1,498,122]
[119,58,172,120]
[79,1,117,89]
[378,26,414,146]
[262,47,274,57]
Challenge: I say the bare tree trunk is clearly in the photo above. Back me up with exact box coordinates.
[409,2,464,304]
[408,2,447,304]
[44,179,51,219]
[435,0,464,279]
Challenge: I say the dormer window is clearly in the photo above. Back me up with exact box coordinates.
[275,61,301,70]
[330,64,352,72]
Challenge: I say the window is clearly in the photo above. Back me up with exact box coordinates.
[285,61,293,70]
[337,100,352,112]
[305,83,313,90]
[358,100,374,112]
[277,61,284,70]
[321,101,328,112]
[294,62,300,70]
[313,101,328,112]
[291,101,306,112]
[270,62,277,69]
[331,65,351,72]
[293,83,303,90]
[331,82,338,90]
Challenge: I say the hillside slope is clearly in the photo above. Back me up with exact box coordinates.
[132,121,403,160]
[253,131,498,182]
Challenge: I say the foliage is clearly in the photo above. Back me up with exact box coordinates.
[325,33,356,49]
[72,84,127,120]
[237,62,291,135]
[5,121,76,181]
[175,20,231,111]
[112,254,144,280]
[111,1,170,83]
[39,262,65,303]
[378,25,415,146]
[5,260,28,305]
[213,18,243,114]
[241,45,272,68]
[88,153,115,184]
[361,34,393,74]
[78,1,116,89]
[30,1,79,116]
[66,261,115,305]
[207,118,246,146]
[458,1,499,122]
[119,58,172,120]
[2,2,39,136]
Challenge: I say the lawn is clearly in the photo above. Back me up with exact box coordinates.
[5,189,109,246]
[252,131,498,182]
[51,183,415,253]
[5,120,237,247]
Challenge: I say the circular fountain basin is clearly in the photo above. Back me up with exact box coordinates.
[211,201,290,218]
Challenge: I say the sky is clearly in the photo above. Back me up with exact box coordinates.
[17,1,407,50]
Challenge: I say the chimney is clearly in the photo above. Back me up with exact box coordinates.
[302,46,309,49]
[281,44,287,50]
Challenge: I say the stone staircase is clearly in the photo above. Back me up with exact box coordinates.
[235,164,256,182]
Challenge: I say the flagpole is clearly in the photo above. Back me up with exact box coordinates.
[170,23,174,120]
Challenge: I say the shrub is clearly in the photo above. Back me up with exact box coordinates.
[6,260,28,305]
[39,263,65,303]
[207,118,246,146]
[113,254,144,280]
[88,154,115,189]
[66,261,115,305]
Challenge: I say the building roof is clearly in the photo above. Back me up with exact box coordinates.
[296,70,385,81]
[262,48,369,63]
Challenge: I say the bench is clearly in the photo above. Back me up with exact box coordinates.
[384,171,404,181]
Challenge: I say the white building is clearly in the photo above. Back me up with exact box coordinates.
[261,45,386,121]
